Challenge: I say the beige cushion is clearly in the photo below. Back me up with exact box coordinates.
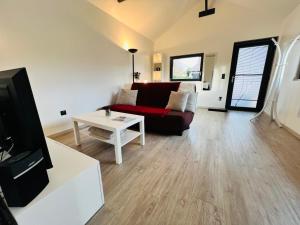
[185,92,198,113]
[116,89,138,105]
[166,91,189,112]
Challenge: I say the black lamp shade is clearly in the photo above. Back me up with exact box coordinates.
[128,48,138,54]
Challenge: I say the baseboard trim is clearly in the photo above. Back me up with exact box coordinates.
[282,124,300,140]
[262,112,300,140]
[48,125,89,139]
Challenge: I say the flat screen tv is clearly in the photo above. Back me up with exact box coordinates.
[0,68,52,169]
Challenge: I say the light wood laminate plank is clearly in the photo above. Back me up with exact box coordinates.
[52,109,300,225]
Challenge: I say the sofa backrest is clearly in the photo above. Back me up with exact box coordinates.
[178,83,197,92]
[131,82,180,108]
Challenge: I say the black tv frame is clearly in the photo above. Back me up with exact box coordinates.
[0,68,53,169]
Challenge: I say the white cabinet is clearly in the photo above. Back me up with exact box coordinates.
[10,138,104,225]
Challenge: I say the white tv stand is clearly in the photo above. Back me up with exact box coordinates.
[9,138,104,225]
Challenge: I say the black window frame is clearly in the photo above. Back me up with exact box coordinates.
[170,53,204,81]
[225,37,277,112]
[296,58,300,80]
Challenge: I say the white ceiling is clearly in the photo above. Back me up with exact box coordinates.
[225,0,300,17]
[88,0,300,41]
[88,0,199,40]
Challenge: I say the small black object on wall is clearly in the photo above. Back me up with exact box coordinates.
[60,110,67,116]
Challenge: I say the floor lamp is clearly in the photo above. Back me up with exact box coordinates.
[128,48,138,83]
[251,34,300,126]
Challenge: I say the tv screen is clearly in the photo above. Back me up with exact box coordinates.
[0,68,52,169]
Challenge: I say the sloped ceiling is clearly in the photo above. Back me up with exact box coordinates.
[88,0,199,40]
[88,0,300,41]
[225,0,300,18]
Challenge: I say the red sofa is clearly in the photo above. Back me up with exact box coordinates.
[105,82,195,135]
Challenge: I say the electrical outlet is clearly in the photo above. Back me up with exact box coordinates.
[221,74,226,79]
[60,110,67,116]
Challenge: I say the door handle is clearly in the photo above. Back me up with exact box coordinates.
[231,76,235,83]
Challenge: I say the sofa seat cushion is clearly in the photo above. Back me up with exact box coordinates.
[110,104,171,117]
[167,111,194,128]
[140,111,194,135]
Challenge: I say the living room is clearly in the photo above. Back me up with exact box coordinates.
[0,0,300,225]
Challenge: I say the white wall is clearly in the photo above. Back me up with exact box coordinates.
[154,0,282,108]
[275,4,300,135]
[0,0,153,135]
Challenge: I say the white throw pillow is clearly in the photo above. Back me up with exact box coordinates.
[116,89,138,105]
[185,92,198,113]
[166,91,189,112]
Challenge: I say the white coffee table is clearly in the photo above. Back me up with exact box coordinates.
[72,110,145,164]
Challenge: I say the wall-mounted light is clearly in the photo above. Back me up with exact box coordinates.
[153,53,163,82]
[153,71,162,82]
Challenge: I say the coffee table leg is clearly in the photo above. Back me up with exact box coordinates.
[73,121,81,146]
[114,131,122,164]
[139,120,145,146]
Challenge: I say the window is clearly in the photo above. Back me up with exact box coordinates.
[170,53,203,81]
[230,45,269,108]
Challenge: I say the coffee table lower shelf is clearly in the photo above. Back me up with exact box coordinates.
[88,129,141,147]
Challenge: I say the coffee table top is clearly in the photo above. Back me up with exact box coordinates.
[72,110,144,131]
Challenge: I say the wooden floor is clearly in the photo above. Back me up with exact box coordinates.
[52,109,300,225]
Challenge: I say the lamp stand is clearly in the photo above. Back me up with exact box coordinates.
[132,54,135,83]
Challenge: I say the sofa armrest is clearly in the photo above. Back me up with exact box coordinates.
[96,105,112,111]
